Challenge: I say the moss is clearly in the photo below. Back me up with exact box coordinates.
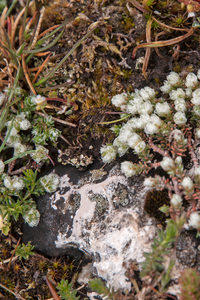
[144,189,170,226]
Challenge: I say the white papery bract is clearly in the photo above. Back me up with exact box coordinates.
[13,142,27,156]
[143,177,158,188]
[193,106,200,116]
[140,86,155,101]
[189,212,200,229]
[155,102,171,116]
[20,119,31,130]
[127,133,141,148]
[0,160,5,174]
[23,208,40,227]
[173,111,187,125]
[160,80,172,94]
[185,73,198,88]
[191,88,200,105]
[171,194,182,208]
[40,172,60,193]
[138,100,153,115]
[170,88,185,101]
[0,92,5,106]
[160,157,175,171]
[121,161,136,177]
[4,175,24,191]
[100,145,117,163]
[111,93,127,107]
[182,176,194,192]
[134,141,146,153]
[31,145,49,163]
[167,72,181,85]
[144,122,159,135]
[174,99,186,112]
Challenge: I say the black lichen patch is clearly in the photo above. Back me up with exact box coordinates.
[144,189,170,227]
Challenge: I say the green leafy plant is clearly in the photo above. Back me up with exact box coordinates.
[57,279,80,300]
[14,241,34,260]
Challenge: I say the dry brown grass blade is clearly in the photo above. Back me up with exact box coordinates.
[132,27,194,58]
[128,0,150,14]
[154,31,170,61]
[142,18,152,79]
[30,6,45,50]
[22,53,37,95]
[32,52,51,84]
[46,277,61,300]
[37,24,60,39]
[152,16,189,32]
[0,7,8,44]
[7,237,21,269]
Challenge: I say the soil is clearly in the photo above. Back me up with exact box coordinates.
[1,0,200,298]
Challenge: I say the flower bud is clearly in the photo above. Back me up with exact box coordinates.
[121,161,136,177]
[189,212,200,229]
[160,157,175,171]
[171,194,182,208]
[182,176,194,192]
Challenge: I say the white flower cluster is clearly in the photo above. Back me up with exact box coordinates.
[5,112,31,154]
[101,70,200,231]
[23,207,40,227]
[40,172,60,193]
[3,175,24,191]
[30,145,49,163]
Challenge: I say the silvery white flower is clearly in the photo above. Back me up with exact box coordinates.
[189,212,200,229]
[171,194,182,208]
[34,95,47,105]
[121,161,136,177]
[6,133,21,147]
[172,129,184,141]
[118,125,134,143]
[197,69,200,80]
[0,160,5,174]
[31,145,49,163]
[127,101,138,115]
[127,117,140,129]
[185,73,198,88]
[117,144,129,157]
[175,156,183,165]
[134,141,146,153]
[191,88,200,105]
[4,175,24,191]
[174,99,186,112]
[0,92,5,106]
[196,128,200,138]
[140,86,155,101]
[113,138,129,156]
[185,88,192,97]
[111,93,127,107]
[193,106,200,116]
[182,176,194,191]
[23,208,40,227]
[173,111,187,125]
[132,94,143,106]
[143,177,157,187]
[20,119,31,131]
[127,133,141,148]
[155,102,171,116]
[150,114,163,126]
[138,100,153,115]
[40,172,60,193]
[170,88,185,101]
[13,142,27,156]
[194,167,200,181]
[167,72,181,85]
[160,80,172,94]
[144,122,159,135]
[160,157,175,171]
[138,114,151,128]
[100,145,117,163]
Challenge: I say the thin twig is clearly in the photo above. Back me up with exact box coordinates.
[7,237,21,269]
[35,111,77,127]
[0,282,26,300]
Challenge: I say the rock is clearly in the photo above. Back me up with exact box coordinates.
[22,161,158,291]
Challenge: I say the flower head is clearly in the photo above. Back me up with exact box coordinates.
[171,194,182,208]
[100,145,117,163]
[189,212,200,229]
[185,73,198,88]
[167,72,181,86]
[160,157,175,171]
[23,208,40,227]
[121,161,136,177]
[40,172,60,193]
